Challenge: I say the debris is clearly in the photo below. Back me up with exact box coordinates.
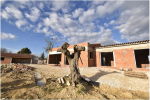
[1,64,34,74]
[124,71,148,79]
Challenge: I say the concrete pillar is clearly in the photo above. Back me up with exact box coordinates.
[47,54,49,64]
[61,53,65,66]
[96,52,101,67]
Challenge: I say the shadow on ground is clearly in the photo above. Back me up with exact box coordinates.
[83,70,119,81]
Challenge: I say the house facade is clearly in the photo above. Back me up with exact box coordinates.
[48,42,101,67]
[1,53,38,64]
[96,40,150,70]
[48,40,150,70]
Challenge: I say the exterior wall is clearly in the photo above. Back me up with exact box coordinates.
[48,41,149,69]
[113,48,136,69]
[1,57,12,64]
[96,42,150,70]
[48,42,100,67]
[78,50,89,67]
[96,48,136,68]
[61,53,65,66]
[96,52,101,67]
[12,58,31,64]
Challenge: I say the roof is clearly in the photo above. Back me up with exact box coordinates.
[98,40,150,49]
[1,53,33,58]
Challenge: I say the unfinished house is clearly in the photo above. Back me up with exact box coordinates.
[48,40,150,70]
[48,42,101,67]
[1,53,37,64]
[96,40,150,70]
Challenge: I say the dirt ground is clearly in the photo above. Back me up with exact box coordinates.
[29,64,149,92]
[1,64,149,99]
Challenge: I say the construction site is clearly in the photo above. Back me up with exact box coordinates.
[1,40,149,99]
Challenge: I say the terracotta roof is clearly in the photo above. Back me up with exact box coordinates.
[1,53,33,58]
[98,40,150,48]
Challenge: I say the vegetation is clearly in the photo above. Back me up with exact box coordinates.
[17,48,31,54]
[40,52,45,60]
[1,48,12,53]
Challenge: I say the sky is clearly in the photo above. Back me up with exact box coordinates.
[0,0,149,56]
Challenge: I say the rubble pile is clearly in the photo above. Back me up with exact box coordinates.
[1,64,35,73]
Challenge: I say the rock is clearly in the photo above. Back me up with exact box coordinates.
[36,78,46,86]
[34,72,46,86]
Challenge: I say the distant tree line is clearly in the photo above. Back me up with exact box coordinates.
[1,48,12,53]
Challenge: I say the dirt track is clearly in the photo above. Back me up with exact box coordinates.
[29,64,149,92]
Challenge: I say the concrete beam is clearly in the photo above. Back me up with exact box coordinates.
[96,43,150,52]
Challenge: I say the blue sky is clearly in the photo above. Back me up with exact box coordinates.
[1,0,149,56]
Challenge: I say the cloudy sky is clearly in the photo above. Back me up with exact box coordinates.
[1,0,149,56]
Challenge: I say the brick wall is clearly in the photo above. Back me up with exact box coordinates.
[1,57,12,64]
[114,48,136,69]
[49,42,101,67]
[78,51,89,67]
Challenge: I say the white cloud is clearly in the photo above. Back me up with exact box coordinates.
[1,5,23,20]
[0,0,6,5]
[1,0,148,45]
[96,1,125,18]
[67,27,115,44]
[115,1,149,41]
[72,8,84,18]
[78,1,125,24]
[51,0,69,11]
[25,7,40,22]
[79,8,95,24]
[0,32,16,40]
[39,11,116,44]
[15,19,27,28]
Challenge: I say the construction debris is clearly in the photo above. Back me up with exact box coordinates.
[124,71,148,79]
[1,63,35,73]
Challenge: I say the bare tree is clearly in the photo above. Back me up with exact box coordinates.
[57,42,86,86]
[44,39,54,52]
[57,42,99,86]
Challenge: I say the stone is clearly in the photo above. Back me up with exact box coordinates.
[34,72,46,86]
